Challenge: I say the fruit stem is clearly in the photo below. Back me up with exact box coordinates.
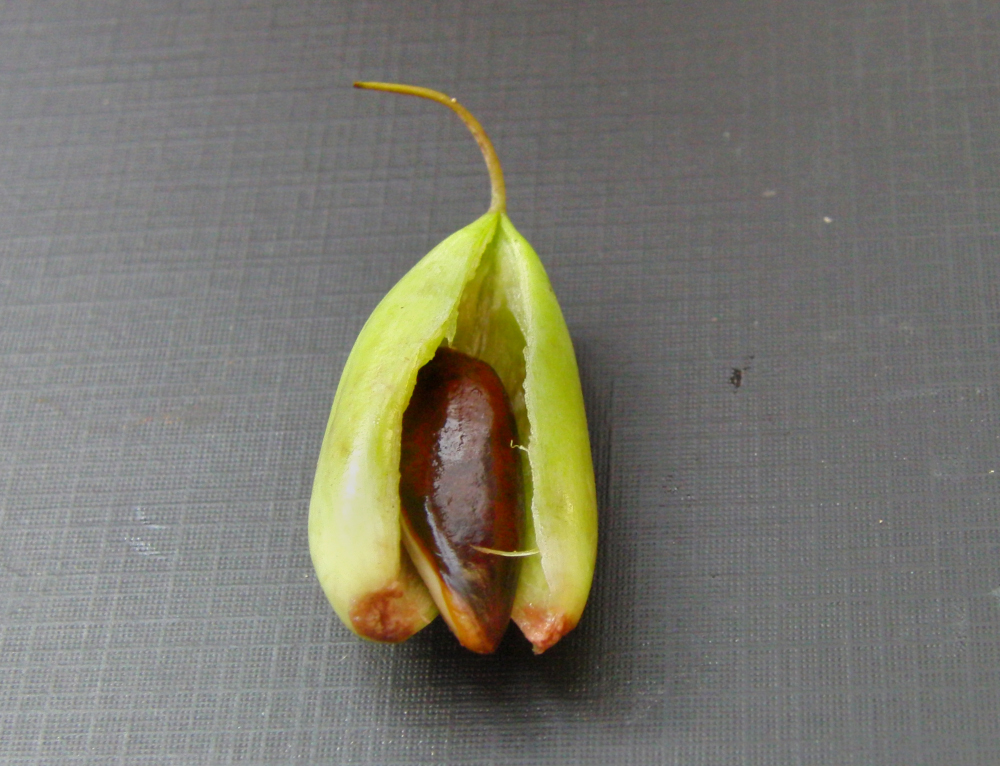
[354,82,507,214]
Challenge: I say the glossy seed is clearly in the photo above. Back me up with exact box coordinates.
[399,346,524,654]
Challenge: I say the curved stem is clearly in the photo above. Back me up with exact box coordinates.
[354,82,506,214]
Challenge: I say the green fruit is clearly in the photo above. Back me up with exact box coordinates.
[308,82,597,653]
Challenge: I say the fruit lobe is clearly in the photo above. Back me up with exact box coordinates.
[308,214,498,644]
[399,347,524,654]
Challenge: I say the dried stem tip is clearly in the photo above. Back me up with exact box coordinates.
[353,81,507,214]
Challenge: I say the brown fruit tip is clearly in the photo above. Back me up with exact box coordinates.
[514,606,577,655]
[349,584,432,644]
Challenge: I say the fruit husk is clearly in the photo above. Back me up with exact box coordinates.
[308,84,597,653]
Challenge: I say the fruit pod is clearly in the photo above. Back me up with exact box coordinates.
[308,83,597,654]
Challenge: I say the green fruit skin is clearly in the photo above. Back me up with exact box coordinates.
[308,211,597,652]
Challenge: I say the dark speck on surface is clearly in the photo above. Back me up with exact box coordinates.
[729,368,743,390]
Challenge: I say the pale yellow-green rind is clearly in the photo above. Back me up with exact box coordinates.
[309,209,597,651]
[492,215,598,649]
[308,212,499,640]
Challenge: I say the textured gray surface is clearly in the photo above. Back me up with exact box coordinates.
[3,1,1000,764]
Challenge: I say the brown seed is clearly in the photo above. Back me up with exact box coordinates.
[399,346,524,653]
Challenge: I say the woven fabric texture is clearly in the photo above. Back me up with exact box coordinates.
[2,2,1000,764]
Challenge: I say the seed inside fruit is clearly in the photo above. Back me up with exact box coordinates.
[399,346,524,653]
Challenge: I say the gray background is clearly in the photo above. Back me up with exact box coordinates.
[2,1,1000,764]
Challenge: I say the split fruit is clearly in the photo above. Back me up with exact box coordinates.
[308,82,597,654]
